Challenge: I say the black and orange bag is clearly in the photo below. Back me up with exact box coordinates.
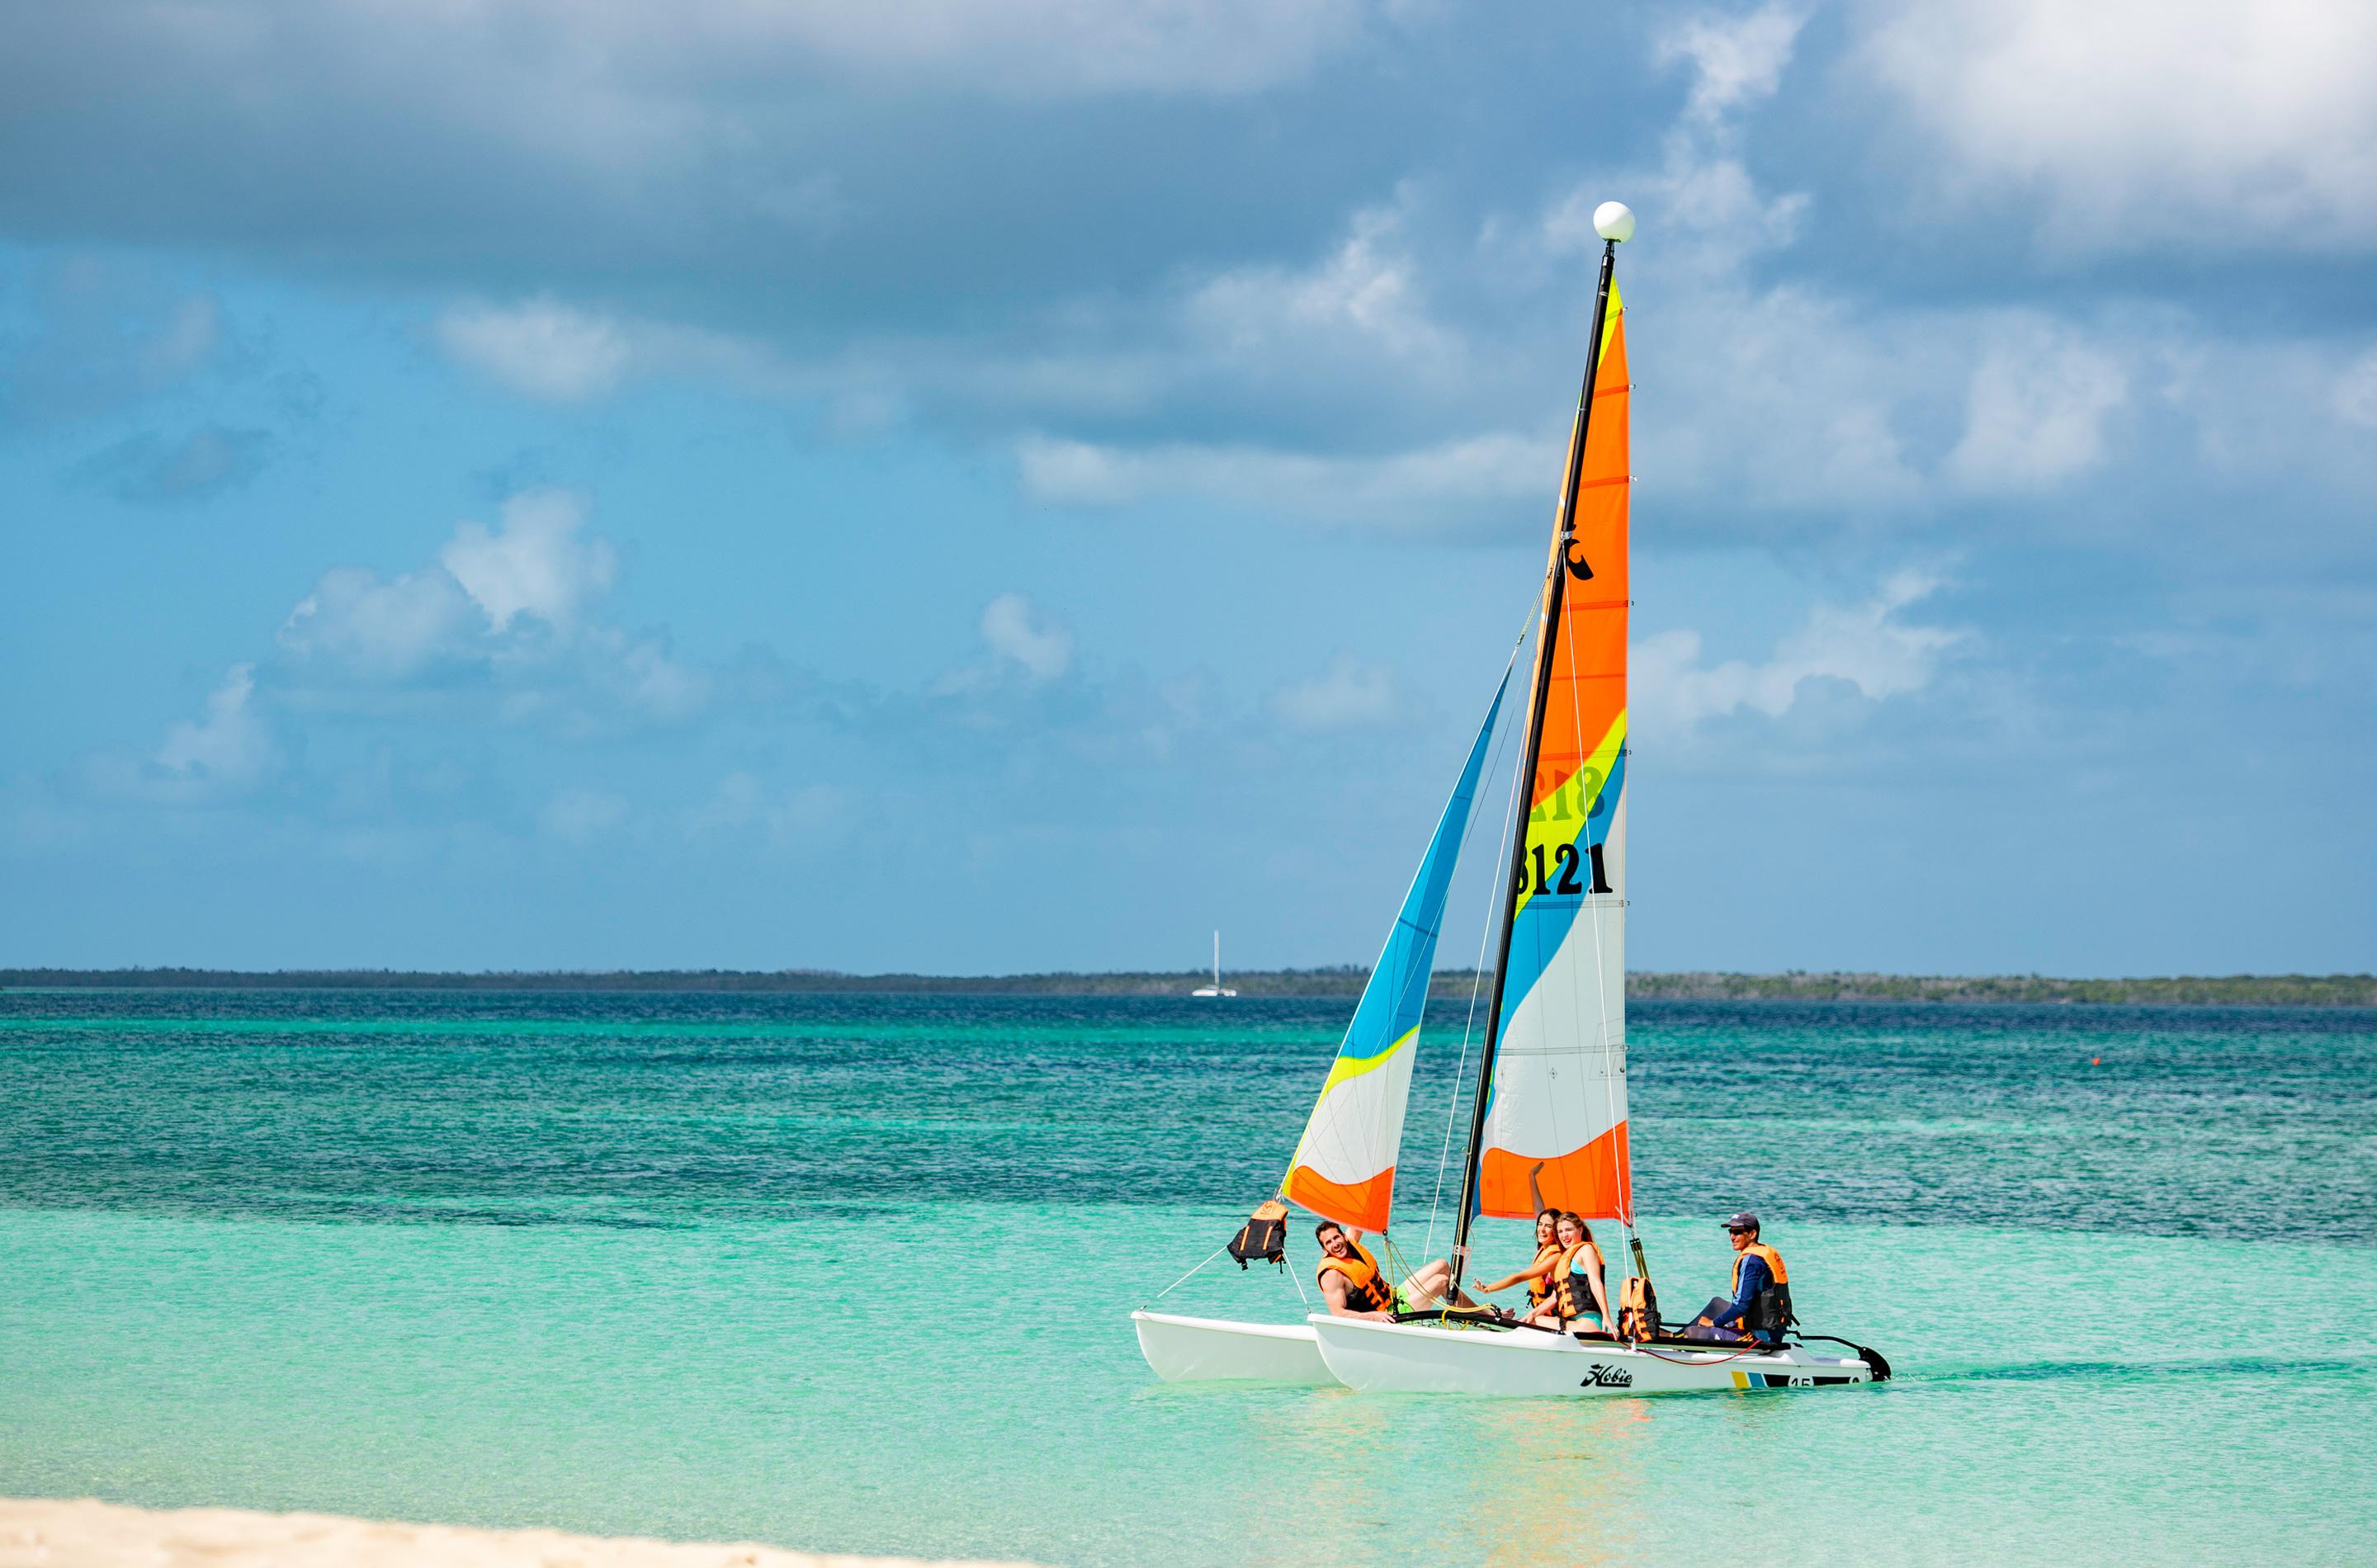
[1617,1273,1661,1341]
[1227,1197,1288,1268]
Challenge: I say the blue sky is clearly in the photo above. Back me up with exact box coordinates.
[2,1,2371,975]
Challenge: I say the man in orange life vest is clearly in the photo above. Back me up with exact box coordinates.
[1311,1221,1478,1320]
[1687,1211,1793,1345]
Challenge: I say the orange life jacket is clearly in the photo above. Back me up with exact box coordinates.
[1731,1240,1788,1292]
[1617,1273,1658,1342]
[1730,1240,1794,1338]
[1524,1241,1562,1308]
[1316,1240,1396,1314]
[1555,1240,1605,1321]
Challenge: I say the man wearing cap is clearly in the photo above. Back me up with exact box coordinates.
[1686,1211,1793,1345]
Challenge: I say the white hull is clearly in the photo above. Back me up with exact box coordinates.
[1310,1315,1874,1396]
[1132,1311,1336,1385]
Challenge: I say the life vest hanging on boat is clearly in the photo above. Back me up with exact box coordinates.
[1228,1197,1288,1268]
[1617,1273,1660,1342]
[1316,1240,1397,1314]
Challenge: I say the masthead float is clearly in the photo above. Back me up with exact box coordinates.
[1133,201,1891,1396]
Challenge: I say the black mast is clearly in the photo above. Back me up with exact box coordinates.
[1446,236,1621,1297]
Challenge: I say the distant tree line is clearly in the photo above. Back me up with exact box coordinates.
[2,966,2370,1006]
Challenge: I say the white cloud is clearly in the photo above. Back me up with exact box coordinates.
[272,490,703,730]
[278,490,627,689]
[2337,350,2377,431]
[1019,430,1546,526]
[1949,330,2139,496]
[687,771,845,848]
[1545,149,1806,270]
[1947,321,2129,493]
[979,593,1074,682]
[1272,653,1399,731]
[589,629,712,723]
[1630,280,1930,514]
[1656,5,1805,124]
[438,490,617,631]
[144,664,278,798]
[93,489,730,819]
[1521,10,1932,519]
[720,0,1368,96]
[139,296,223,386]
[1860,0,2377,248]
[280,564,480,680]
[540,787,629,843]
[434,296,631,402]
[432,296,801,404]
[1187,201,1454,362]
[1636,572,1967,733]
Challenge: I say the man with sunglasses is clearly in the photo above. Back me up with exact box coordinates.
[1685,1211,1793,1345]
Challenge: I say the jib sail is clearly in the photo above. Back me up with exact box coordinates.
[1278,673,1508,1233]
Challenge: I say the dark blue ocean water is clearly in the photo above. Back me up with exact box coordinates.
[4,992,2370,1241]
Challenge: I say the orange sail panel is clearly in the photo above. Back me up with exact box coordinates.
[1477,282,1632,1223]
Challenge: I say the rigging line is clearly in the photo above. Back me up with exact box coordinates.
[1628,1344,1769,1366]
[1423,604,1535,1263]
[1146,1243,1231,1306]
[1295,646,1523,1219]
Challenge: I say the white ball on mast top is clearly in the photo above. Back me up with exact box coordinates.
[1593,201,1636,243]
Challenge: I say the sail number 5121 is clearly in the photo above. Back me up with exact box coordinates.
[1529,843,1614,897]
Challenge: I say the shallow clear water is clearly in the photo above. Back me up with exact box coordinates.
[3,992,2373,1565]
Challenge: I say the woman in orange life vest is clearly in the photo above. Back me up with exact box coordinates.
[1311,1221,1479,1320]
[1518,1211,1615,1334]
[1470,1161,1567,1324]
[1471,1206,1565,1321]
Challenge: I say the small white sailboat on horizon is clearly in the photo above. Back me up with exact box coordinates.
[1190,931,1236,997]
[1135,201,1889,1397]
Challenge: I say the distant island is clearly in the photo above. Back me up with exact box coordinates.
[2,966,2370,1006]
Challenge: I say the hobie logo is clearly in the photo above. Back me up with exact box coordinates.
[1580,1364,1633,1388]
[1565,539,1595,582]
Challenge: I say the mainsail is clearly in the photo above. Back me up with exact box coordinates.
[1464,262,1633,1230]
[1280,675,1509,1232]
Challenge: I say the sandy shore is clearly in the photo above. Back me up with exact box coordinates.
[0,1499,1039,1568]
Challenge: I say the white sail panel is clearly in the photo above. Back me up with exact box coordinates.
[1479,790,1628,1221]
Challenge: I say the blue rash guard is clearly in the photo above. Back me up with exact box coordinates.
[1710,1250,1772,1336]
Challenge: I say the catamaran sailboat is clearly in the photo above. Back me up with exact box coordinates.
[1134,201,1889,1396]
[1191,932,1236,997]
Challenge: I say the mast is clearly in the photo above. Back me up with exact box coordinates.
[1213,931,1222,988]
[1447,220,1627,1296]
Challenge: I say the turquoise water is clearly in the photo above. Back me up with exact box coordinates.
[3,992,2373,1564]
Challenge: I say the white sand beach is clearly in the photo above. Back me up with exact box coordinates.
[0,1500,1038,1568]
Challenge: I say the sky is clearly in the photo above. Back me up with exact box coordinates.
[2,0,2371,976]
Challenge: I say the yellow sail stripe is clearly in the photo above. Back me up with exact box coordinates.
[1510,708,1626,925]
[1308,1024,1417,1101]
[1287,1024,1418,1173]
